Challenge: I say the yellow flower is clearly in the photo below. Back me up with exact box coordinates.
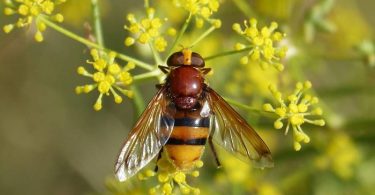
[220,151,252,185]
[315,133,361,180]
[257,183,282,195]
[214,148,281,194]
[233,18,287,71]
[263,81,325,151]
[124,7,175,52]
[104,176,145,195]
[75,49,135,111]
[172,0,221,28]
[2,0,66,42]
[226,60,279,97]
[138,153,202,195]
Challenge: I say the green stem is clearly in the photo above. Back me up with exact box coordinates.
[117,53,154,71]
[130,85,146,117]
[91,0,105,47]
[224,97,277,118]
[40,17,99,48]
[205,47,252,61]
[190,25,216,48]
[149,43,163,65]
[166,12,192,58]
[133,69,161,82]
[39,17,154,71]
[232,0,258,17]
[144,0,150,8]
[224,97,260,112]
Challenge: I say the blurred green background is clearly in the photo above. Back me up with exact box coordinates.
[1,0,375,194]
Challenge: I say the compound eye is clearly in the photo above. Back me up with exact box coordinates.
[191,52,205,67]
[167,52,184,66]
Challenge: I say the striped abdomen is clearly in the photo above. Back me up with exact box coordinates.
[165,110,210,170]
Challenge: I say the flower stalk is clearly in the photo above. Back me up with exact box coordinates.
[166,12,192,58]
[190,25,218,48]
[133,69,162,82]
[204,47,253,61]
[91,0,105,47]
[39,17,154,71]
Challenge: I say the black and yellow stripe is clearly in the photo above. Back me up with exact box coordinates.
[174,117,210,128]
[164,111,210,170]
[166,137,207,145]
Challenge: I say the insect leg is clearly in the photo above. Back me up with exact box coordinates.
[154,148,164,172]
[158,65,170,74]
[209,126,221,168]
[155,84,164,89]
[201,68,211,75]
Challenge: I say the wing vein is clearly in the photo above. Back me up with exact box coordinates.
[206,87,273,168]
[114,87,175,181]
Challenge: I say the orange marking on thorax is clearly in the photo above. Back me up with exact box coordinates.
[182,49,192,65]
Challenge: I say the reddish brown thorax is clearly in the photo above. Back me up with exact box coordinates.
[166,49,205,110]
[169,66,203,109]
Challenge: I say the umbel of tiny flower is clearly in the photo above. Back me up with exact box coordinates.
[233,18,288,71]
[75,49,135,111]
[138,154,203,195]
[263,81,325,151]
[173,0,221,28]
[314,133,361,180]
[124,7,176,52]
[3,0,66,42]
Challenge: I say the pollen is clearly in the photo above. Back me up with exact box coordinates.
[76,49,135,111]
[263,81,325,151]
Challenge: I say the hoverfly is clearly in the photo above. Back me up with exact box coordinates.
[115,49,273,181]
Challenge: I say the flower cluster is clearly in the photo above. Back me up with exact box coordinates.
[138,154,203,195]
[233,18,287,71]
[315,133,361,180]
[3,0,66,42]
[75,49,135,111]
[263,81,325,151]
[172,0,221,28]
[124,7,176,52]
[215,150,281,195]
[225,61,279,98]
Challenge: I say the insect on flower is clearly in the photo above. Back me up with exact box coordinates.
[115,49,274,182]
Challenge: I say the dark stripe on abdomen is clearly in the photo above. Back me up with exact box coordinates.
[166,138,207,145]
[161,116,210,127]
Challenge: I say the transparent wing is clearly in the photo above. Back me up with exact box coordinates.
[206,87,274,168]
[115,86,175,181]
